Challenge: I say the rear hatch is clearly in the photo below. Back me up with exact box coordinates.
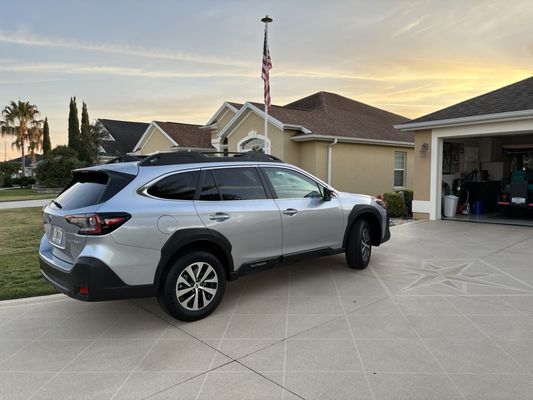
[43,169,135,265]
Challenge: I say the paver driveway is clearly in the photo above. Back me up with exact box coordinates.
[1,220,533,400]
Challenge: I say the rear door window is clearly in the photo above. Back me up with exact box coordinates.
[147,171,199,200]
[199,170,221,201]
[199,167,267,201]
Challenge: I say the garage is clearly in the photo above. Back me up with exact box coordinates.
[395,76,533,226]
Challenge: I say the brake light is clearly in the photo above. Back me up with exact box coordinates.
[65,213,131,235]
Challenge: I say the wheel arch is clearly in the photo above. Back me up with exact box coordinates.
[154,228,233,288]
[342,205,383,248]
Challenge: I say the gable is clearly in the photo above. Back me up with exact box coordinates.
[137,125,176,154]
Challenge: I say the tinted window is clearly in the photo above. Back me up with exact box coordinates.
[199,171,221,201]
[264,168,322,199]
[147,171,199,200]
[208,168,267,200]
[54,182,107,210]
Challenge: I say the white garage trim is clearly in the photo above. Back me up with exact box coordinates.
[423,116,533,220]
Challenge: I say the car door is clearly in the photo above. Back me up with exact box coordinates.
[261,166,344,255]
[194,166,283,270]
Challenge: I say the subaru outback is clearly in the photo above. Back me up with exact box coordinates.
[39,152,390,321]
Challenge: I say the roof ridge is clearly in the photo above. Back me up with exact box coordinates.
[154,120,203,127]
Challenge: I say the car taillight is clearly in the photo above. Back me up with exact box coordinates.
[65,213,131,235]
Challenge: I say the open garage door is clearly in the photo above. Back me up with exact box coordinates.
[440,134,533,227]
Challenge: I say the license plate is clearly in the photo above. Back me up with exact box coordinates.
[51,226,64,246]
[512,197,526,204]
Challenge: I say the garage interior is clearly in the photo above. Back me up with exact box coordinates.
[441,133,533,226]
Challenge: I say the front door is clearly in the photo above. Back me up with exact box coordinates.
[261,166,344,255]
[194,167,282,269]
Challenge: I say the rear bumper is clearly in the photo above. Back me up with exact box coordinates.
[39,255,157,301]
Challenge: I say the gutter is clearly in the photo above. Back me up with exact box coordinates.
[291,134,414,148]
[327,138,338,185]
[394,109,533,131]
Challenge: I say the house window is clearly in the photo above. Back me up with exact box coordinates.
[394,151,407,187]
[240,138,265,153]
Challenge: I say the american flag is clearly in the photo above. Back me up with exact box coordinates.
[262,28,272,111]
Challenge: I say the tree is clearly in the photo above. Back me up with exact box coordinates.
[27,124,43,165]
[1,100,41,177]
[42,117,51,155]
[79,102,91,163]
[35,145,82,187]
[68,97,80,154]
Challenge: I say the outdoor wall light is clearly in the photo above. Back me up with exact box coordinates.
[419,142,429,157]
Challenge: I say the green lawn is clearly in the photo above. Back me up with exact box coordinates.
[0,188,55,202]
[0,207,57,300]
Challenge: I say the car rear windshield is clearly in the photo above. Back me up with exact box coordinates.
[52,170,134,210]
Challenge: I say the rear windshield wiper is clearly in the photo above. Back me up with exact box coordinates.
[51,200,62,209]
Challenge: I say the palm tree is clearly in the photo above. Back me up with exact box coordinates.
[28,123,43,165]
[1,101,41,177]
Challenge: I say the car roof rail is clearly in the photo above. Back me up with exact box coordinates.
[138,151,283,166]
[106,154,148,164]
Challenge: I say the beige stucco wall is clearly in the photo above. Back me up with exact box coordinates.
[330,143,414,195]
[139,128,174,155]
[226,111,287,157]
[412,129,432,203]
[216,109,236,132]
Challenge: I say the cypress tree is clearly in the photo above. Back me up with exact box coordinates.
[79,102,91,162]
[42,117,51,155]
[68,97,80,156]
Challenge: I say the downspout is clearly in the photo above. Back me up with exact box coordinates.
[327,138,338,185]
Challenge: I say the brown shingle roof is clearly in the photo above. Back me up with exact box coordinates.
[227,102,243,110]
[154,121,214,149]
[249,92,413,143]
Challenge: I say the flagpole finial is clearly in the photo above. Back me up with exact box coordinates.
[261,15,273,23]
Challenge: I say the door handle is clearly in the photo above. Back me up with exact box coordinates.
[209,212,230,222]
[282,208,298,216]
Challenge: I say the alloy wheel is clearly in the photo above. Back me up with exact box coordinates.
[176,262,218,311]
[361,225,371,262]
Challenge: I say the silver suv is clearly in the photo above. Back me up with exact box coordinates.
[39,152,390,321]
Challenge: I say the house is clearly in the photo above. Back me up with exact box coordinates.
[205,92,414,196]
[95,119,149,163]
[131,121,214,155]
[6,154,43,177]
[395,76,533,225]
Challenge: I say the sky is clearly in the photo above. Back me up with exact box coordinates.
[1,0,533,160]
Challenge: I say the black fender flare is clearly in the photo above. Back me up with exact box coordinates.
[153,228,233,286]
[342,205,384,248]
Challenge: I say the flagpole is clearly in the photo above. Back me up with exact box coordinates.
[261,15,273,155]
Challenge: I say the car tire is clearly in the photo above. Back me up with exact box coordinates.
[345,219,372,269]
[158,251,226,321]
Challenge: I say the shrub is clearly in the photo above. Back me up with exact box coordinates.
[35,145,82,188]
[10,177,35,188]
[383,192,406,218]
[396,189,413,217]
[0,161,18,187]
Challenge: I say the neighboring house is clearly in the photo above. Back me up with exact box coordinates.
[205,92,414,196]
[395,76,533,223]
[131,121,214,155]
[6,154,43,177]
[96,119,149,163]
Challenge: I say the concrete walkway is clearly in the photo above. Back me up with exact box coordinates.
[0,199,52,210]
[1,221,533,399]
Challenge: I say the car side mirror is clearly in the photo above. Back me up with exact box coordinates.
[323,187,333,201]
